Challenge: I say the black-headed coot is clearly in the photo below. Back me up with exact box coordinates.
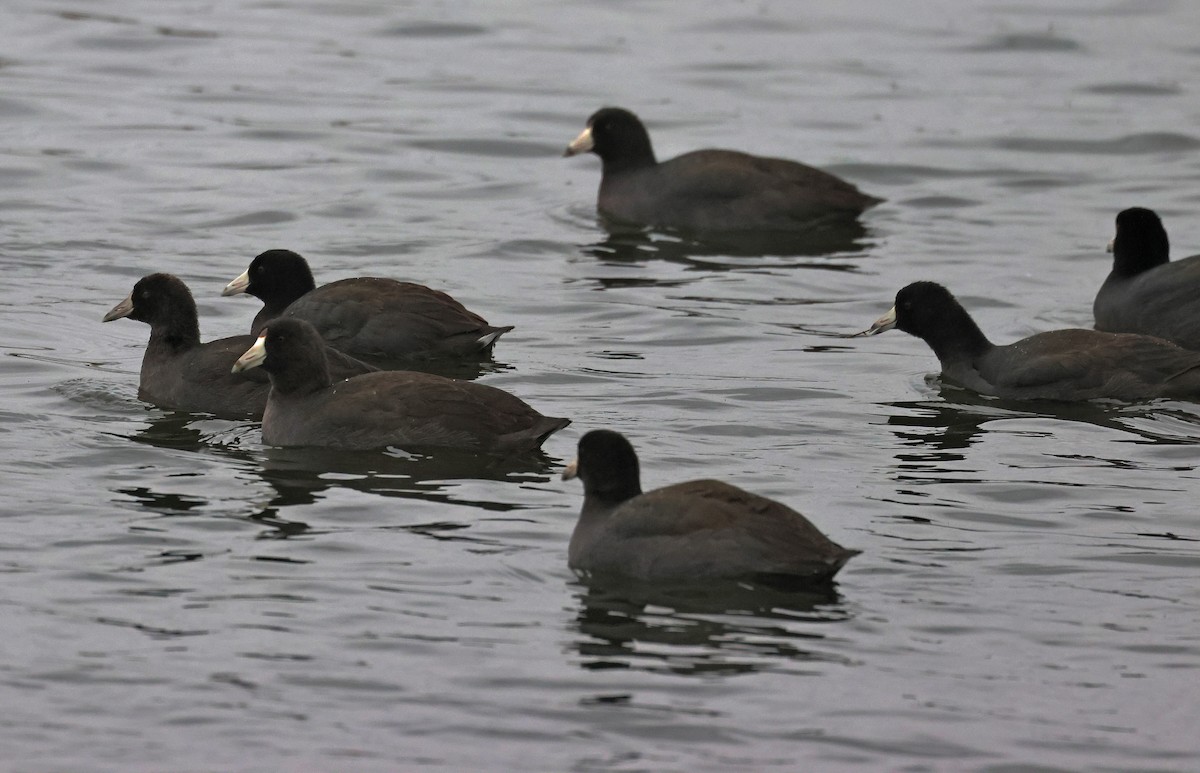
[231,318,569,452]
[1094,207,1200,349]
[222,249,513,363]
[564,107,880,233]
[561,430,858,583]
[103,273,375,419]
[860,281,1200,401]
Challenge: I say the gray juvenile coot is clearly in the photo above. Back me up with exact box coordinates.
[231,318,569,452]
[860,281,1200,401]
[222,249,513,363]
[561,430,858,583]
[103,273,375,419]
[1094,207,1200,349]
[564,107,880,233]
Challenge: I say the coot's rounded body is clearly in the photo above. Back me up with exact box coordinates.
[863,281,1200,401]
[565,107,879,234]
[103,273,374,419]
[224,249,512,363]
[562,430,857,584]
[1094,207,1200,350]
[233,318,568,452]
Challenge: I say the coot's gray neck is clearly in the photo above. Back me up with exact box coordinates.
[148,314,201,354]
[921,314,993,367]
[601,140,656,177]
[268,356,333,397]
[1112,246,1169,279]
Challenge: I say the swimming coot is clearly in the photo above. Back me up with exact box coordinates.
[561,429,858,583]
[1094,207,1200,349]
[103,273,375,419]
[860,281,1200,401]
[231,318,569,452]
[564,107,880,233]
[223,249,513,363]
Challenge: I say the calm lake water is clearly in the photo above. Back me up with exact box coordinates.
[3,1,1200,770]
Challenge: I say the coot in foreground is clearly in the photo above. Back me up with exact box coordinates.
[562,429,858,584]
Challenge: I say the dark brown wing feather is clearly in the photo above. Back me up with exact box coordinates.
[265,370,567,452]
[596,480,854,578]
[978,329,1200,399]
[283,278,506,360]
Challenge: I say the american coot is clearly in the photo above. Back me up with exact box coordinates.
[222,249,514,363]
[564,107,880,234]
[1094,207,1200,349]
[561,430,858,583]
[231,318,569,452]
[103,273,376,420]
[859,281,1200,401]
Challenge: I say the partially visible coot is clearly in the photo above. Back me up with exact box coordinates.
[103,273,375,420]
[564,107,880,234]
[561,430,858,584]
[1094,207,1200,349]
[232,318,569,452]
[859,281,1200,401]
[222,249,513,363]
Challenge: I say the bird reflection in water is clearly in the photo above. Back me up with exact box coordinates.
[236,446,564,541]
[887,380,1200,456]
[119,411,565,539]
[585,217,872,271]
[250,444,563,509]
[883,384,1200,514]
[569,578,853,677]
[122,410,253,454]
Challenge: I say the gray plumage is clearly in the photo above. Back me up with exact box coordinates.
[102,273,374,419]
[565,107,880,234]
[1094,207,1200,350]
[235,318,568,452]
[867,281,1200,401]
[225,249,512,363]
[562,430,857,583]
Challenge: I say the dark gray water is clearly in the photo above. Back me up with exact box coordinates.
[3,1,1200,770]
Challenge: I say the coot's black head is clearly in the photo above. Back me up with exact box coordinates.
[222,249,317,305]
[862,281,991,359]
[232,317,330,393]
[103,272,198,330]
[562,429,644,505]
[1111,207,1169,277]
[564,107,656,171]
[892,281,967,338]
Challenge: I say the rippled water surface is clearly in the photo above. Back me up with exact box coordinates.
[3,1,1200,770]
